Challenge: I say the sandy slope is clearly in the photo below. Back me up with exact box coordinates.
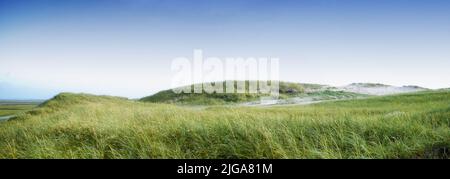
[242,83,429,106]
[339,83,428,96]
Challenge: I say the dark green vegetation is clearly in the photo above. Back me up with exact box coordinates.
[0,91,449,159]
[140,81,365,105]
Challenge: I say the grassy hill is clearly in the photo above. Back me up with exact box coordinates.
[0,91,449,159]
[140,81,366,105]
[140,81,302,104]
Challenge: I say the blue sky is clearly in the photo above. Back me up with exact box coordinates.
[1,0,449,99]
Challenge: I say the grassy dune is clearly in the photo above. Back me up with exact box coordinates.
[140,81,365,105]
[0,91,449,159]
[140,81,306,104]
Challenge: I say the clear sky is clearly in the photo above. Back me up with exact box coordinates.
[1,0,449,99]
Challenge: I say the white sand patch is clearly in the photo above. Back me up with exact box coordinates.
[340,83,427,96]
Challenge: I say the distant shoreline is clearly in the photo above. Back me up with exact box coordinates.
[0,100,44,105]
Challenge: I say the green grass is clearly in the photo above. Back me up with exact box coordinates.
[0,103,38,117]
[0,91,449,159]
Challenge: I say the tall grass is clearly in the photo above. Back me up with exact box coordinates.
[0,91,449,159]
